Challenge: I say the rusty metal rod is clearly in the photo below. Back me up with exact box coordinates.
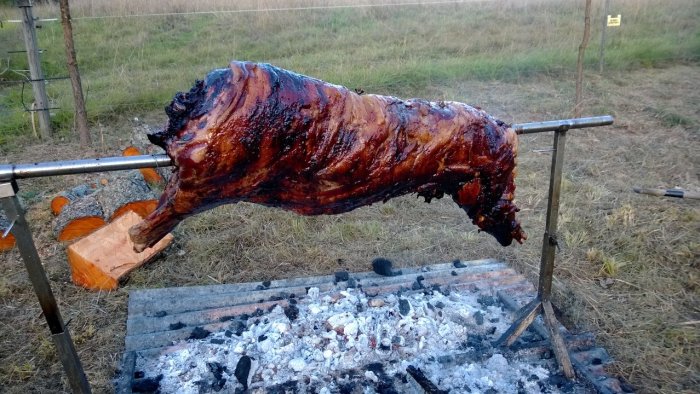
[633,187,700,200]
[0,116,613,182]
[1,182,91,393]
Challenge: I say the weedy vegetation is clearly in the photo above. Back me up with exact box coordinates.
[0,0,698,393]
[0,0,698,141]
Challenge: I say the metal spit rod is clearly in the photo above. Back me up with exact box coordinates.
[514,115,614,134]
[0,115,613,182]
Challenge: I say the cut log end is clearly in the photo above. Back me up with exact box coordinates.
[123,146,164,184]
[50,183,99,216]
[122,146,141,156]
[140,168,163,185]
[0,233,16,252]
[54,194,105,242]
[1,212,16,251]
[111,199,158,221]
[50,195,71,216]
[56,216,106,242]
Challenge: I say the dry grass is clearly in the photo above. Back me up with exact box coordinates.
[0,64,698,393]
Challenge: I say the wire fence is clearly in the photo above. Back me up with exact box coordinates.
[0,0,698,137]
[69,0,493,20]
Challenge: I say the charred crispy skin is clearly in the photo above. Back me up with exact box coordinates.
[129,61,525,252]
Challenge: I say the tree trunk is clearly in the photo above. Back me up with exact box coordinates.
[59,0,91,146]
[574,0,593,117]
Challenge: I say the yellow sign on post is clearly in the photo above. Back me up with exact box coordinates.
[607,14,621,27]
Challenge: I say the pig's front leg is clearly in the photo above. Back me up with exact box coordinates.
[129,172,199,252]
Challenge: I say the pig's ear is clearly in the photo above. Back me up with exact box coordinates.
[160,80,208,145]
[147,129,168,149]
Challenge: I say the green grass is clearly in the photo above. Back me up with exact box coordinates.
[0,0,698,142]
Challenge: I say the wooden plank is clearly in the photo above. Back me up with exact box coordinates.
[360,267,517,296]
[128,299,288,336]
[127,259,501,303]
[128,274,336,305]
[543,300,575,379]
[126,277,533,337]
[67,211,173,291]
[126,321,232,352]
[120,258,631,394]
[127,264,512,316]
[115,351,136,394]
[128,281,334,316]
[494,298,543,347]
[124,259,518,351]
[129,260,507,306]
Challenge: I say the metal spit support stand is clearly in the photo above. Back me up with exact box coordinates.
[496,115,615,379]
[0,115,612,392]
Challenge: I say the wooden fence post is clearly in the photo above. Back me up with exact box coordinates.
[598,0,611,72]
[574,0,593,118]
[16,0,52,139]
[59,0,91,146]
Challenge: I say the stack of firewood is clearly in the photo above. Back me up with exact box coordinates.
[51,130,169,243]
[0,125,169,253]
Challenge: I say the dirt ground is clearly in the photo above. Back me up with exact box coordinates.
[1,64,698,393]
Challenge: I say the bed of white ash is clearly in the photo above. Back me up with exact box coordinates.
[134,285,583,394]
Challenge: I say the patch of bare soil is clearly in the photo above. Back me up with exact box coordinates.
[1,64,698,393]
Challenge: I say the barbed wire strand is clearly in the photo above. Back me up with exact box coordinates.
[70,0,490,20]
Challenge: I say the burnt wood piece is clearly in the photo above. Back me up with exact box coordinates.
[129,61,524,251]
[406,365,449,394]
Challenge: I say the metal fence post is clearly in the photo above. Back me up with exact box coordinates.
[0,182,91,393]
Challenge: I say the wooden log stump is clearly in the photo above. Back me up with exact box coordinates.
[96,170,158,221]
[53,194,106,242]
[0,211,16,252]
[66,211,173,290]
[50,183,98,216]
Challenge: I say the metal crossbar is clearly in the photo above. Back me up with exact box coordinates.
[0,115,613,391]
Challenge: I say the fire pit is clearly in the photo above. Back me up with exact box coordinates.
[116,259,628,393]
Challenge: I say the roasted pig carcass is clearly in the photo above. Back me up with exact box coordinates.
[129,61,525,252]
